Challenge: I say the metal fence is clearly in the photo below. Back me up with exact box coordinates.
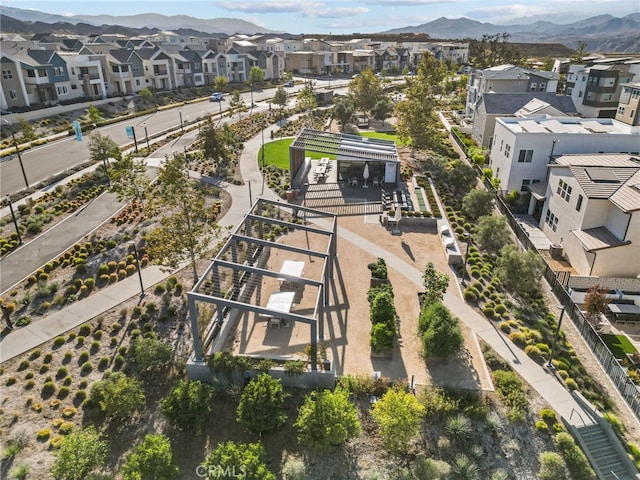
[491,189,640,420]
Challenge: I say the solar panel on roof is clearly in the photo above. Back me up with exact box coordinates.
[585,168,619,183]
[519,120,547,133]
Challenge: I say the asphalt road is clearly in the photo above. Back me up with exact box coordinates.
[0,82,326,196]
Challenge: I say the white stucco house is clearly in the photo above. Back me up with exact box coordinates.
[489,116,640,194]
[536,154,640,277]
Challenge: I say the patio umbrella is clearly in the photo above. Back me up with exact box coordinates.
[363,162,370,188]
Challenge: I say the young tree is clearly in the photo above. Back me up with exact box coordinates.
[87,103,104,124]
[422,262,449,306]
[475,215,511,255]
[583,284,610,331]
[146,154,217,283]
[88,131,121,180]
[496,245,543,297]
[122,434,179,480]
[129,337,173,374]
[296,84,317,112]
[160,380,215,431]
[348,69,384,114]
[395,53,447,151]
[201,442,276,480]
[332,96,355,131]
[272,85,288,115]
[237,372,287,433]
[248,66,265,86]
[18,117,36,142]
[470,33,523,68]
[372,388,425,455]
[295,388,361,450]
[197,118,232,176]
[138,87,153,103]
[89,372,145,419]
[419,303,463,359]
[371,97,394,126]
[446,161,477,196]
[462,189,494,220]
[52,426,108,480]
[228,90,246,119]
[107,153,151,214]
[570,42,589,63]
[213,75,229,92]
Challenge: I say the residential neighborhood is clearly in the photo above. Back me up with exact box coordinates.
[1,8,640,480]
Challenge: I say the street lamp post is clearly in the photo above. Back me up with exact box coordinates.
[261,121,266,194]
[547,306,566,369]
[179,110,184,134]
[5,195,22,245]
[144,126,150,151]
[1,119,29,189]
[131,243,146,301]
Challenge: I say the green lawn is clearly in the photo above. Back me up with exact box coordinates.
[601,333,638,359]
[259,131,404,169]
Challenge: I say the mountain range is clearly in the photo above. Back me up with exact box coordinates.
[385,13,640,53]
[1,6,638,53]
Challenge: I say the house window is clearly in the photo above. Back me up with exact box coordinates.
[557,179,572,202]
[53,66,64,76]
[518,149,533,163]
[545,209,559,232]
[504,144,511,158]
[111,65,119,73]
[602,93,612,101]
[499,139,503,152]
[136,79,141,86]
[576,194,583,212]
[9,89,17,99]
[2,70,13,79]
[521,179,531,192]
[530,82,537,91]
[567,87,573,95]
[618,106,626,115]
[27,70,36,78]
[630,110,635,118]
[132,64,140,73]
[539,83,546,91]
[578,90,583,98]
[56,85,68,95]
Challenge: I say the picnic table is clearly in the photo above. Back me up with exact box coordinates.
[265,291,296,327]
[278,261,304,281]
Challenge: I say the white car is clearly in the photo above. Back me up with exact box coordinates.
[210,92,224,102]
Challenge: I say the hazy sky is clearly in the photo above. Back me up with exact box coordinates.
[4,0,638,33]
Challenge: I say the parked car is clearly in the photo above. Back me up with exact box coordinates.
[283,81,294,87]
[209,92,224,101]
[352,73,361,79]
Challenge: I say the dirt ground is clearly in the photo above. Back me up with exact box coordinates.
[228,196,493,391]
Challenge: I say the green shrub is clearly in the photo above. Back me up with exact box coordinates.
[508,332,528,348]
[463,288,478,303]
[42,381,56,397]
[81,362,93,374]
[367,258,388,279]
[371,322,396,352]
[554,432,596,480]
[524,345,545,363]
[78,323,91,337]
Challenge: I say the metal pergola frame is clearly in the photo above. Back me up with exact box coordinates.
[187,198,338,371]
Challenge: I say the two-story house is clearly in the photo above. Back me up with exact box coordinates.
[615,82,640,126]
[538,154,640,277]
[465,64,559,117]
[471,93,577,148]
[489,116,640,195]
[566,63,635,118]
